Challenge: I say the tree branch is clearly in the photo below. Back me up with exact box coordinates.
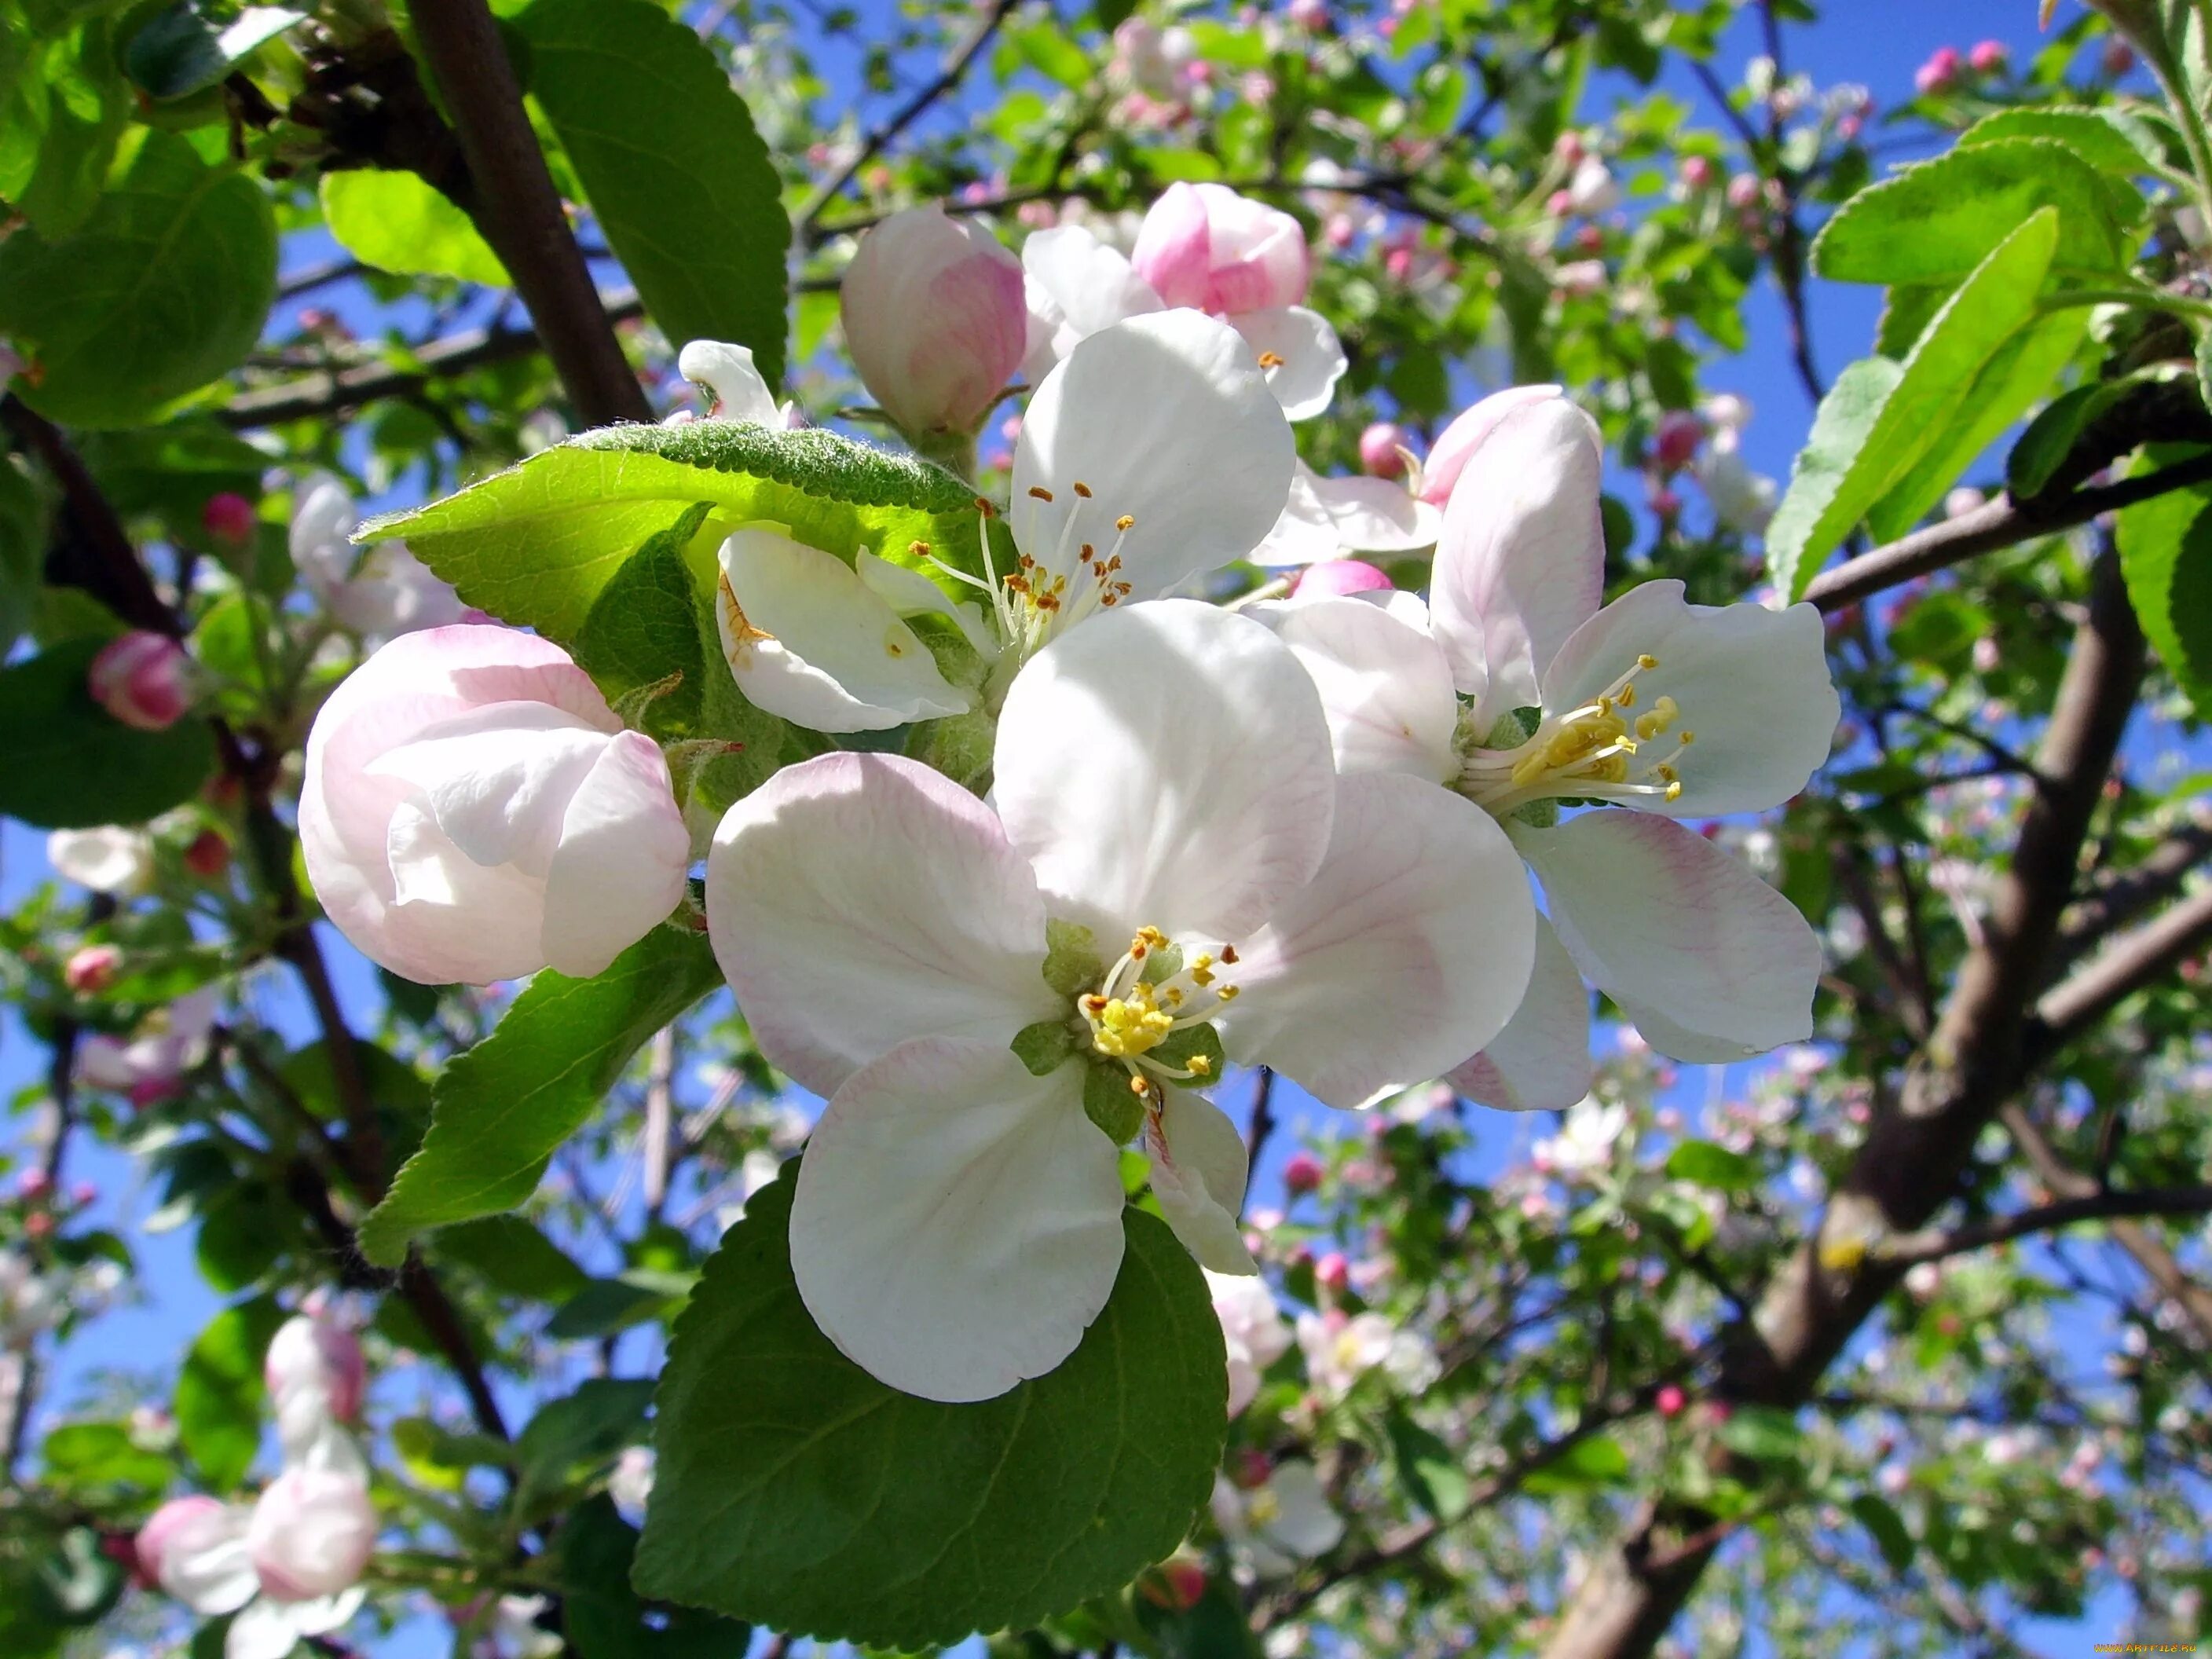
[1802,453,2212,614]
[1873,1185,2212,1267]
[2049,813,2212,975]
[407,0,652,426]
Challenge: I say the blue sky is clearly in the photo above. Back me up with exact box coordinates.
[0,0,2165,1651]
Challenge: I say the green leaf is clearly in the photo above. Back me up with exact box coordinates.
[1011,20,1091,86]
[1769,210,2061,599]
[518,0,789,386]
[517,1377,656,1501]
[1810,140,2133,287]
[1715,1404,1804,1462]
[0,129,276,427]
[1386,1409,1470,1522]
[2,18,130,236]
[123,3,302,101]
[1850,1492,1915,1572]
[1864,306,2090,542]
[318,170,509,286]
[558,1497,752,1659]
[358,421,984,646]
[1520,1433,1632,1494]
[1664,1139,1757,1192]
[430,1215,591,1300]
[2007,365,2197,500]
[634,1172,1226,1648]
[2115,459,2212,716]
[546,1272,692,1339]
[1956,106,2164,175]
[174,1294,287,1489]
[38,1422,174,1495]
[0,639,218,827]
[357,926,723,1265]
[572,504,711,738]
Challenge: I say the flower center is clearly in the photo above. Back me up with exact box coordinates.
[1455,652,1695,816]
[922,487,1139,662]
[1077,926,1238,1097]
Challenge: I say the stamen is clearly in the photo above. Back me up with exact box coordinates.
[1072,481,1093,498]
[1257,350,1285,369]
[1027,486,1055,502]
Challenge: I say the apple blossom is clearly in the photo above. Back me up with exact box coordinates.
[840,203,1027,438]
[1262,389,1837,1093]
[1291,558,1392,599]
[299,625,692,986]
[47,825,153,894]
[1563,156,1621,215]
[1208,1268,1292,1415]
[1359,421,1410,478]
[203,490,258,551]
[608,1446,656,1525]
[713,311,1295,731]
[1254,461,1441,566]
[77,986,218,1102]
[705,601,1534,1400]
[64,943,121,994]
[1211,1461,1344,1574]
[152,1460,377,1659]
[1024,183,1348,419]
[1282,1149,1325,1192]
[88,631,194,731]
[1418,383,1562,507]
[1295,1308,1394,1398]
[266,1306,366,1434]
[137,1495,258,1612]
[1533,1097,1628,1180]
[290,473,467,641]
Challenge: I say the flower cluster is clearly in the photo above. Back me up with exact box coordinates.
[301,183,1838,1405]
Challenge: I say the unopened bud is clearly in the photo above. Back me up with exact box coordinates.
[1651,409,1704,471]
[182,830,230,880]
[1291,559,1392,599]
[840,203,1027,439]
[266,1308,368,1426]
[88,632,193,732]
[1315,1251,1350,1293]
[1914,46,1960,96]
[247,1466,376,1601]
[1282,1150,1325,1193]
[202,493,258,552]
[1357,422,1410,479]
[64,944,121,995]
[1655,1383,1687,1417]
[1968,39,2006,73]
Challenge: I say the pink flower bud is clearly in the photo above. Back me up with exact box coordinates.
[88,632,193,732]
[1324,211,1356,249]
[182,830,230,880]
[64,944,121,994]
[1968,40,2006,73]
[1148,1557,1207,1610]
[840,203,1028,438]
[266,1308,367,1425]
[1292,559,1392,600]
[1914,46,1960,96]
[1652,409,1703,472]
[2103,39,2136,76]
[248,1467,376,1601]
[1650,486,1683,518]
[1655,1383,1687,1417]
[1553,131,1586,167]
[71,1181,97,1207]
[136,1495,233,1590]
[1315,1251,1350,1292]
[201,493,258,551]
[1235,1448,1272,1488]
[22,1210,51,1240]
[1282,1151,1325,1193]
[1679,155,1714,191]
[299,627,691,987]
[1358,422,1410,478]
[1545,188,1574,217]
[1725,172,1761,211]
[1133,182,1311,314]
[18,1168,52,1200]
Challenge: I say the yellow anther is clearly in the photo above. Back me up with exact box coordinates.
[1257,350,1285,368]
[1679,731,1696,745]
[1616,683,1635,708]
[1115,515,1134,531]
[1130,1073,1152,1096]
[1664,779,1683,800]
[1028,485,1055,502]
[910,540,931,555]
[1215,985,1240,1003]
[1073,481,1093,497]
[1188,1054,1213,1076]
[1637,654,1659,670]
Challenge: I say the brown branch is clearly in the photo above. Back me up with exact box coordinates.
[407,0,651,427]
[2032,884,2212,1044]
[1244,1066,1277,1166]
[796,0,1022,233]
[2,396,179,637]
[1802,452,2212,614]
[1540,548,2147,1659]
[1873,1184,2212,1267]
[2050,814,2212,974]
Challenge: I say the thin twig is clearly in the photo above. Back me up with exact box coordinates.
[1873,1185,2212,1267]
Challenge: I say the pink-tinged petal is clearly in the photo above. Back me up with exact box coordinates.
[791,1036,1126,1401]
[1292,559,1393,598]
[380,804,551,984]
[705,753,1057,1098]
[1419,383,1564,506]
[367,704,609,873]
[994,600,1335,943]
[145,1498,258,1615]
[1130,180,1218,309]
[1265,596,1459,782]
[1228,307,1346,421]
[1258,462,1437,566]
[1430,396,1606,713]
[1513,811,1822,1062]
[1538,581,1839,816]
[1222,773,1536,1111]
[226,1599,309,1659]
[1147,1091,1255,1273]
[540,732,692,980]
[1446,914,1591,1112]
[840,204,1027,435]
[1011,312,1295,602]
[1020,225,1164,377]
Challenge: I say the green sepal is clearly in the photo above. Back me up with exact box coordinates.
[1042,918,1104,997]
[1486,708,1539,748]
[1150,1021,1224,1088]
[1012,1020,1079,1078]
[1508,797,1562,830]
[1082,1062,1147,1144]
[608,669,687,732]
[1138,942,1185,985]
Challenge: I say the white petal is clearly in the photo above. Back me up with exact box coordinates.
[1147,1092,1254,1273]
[791,1036,1126,1401]
[226,1599,302,1659]
[1256,463,1440,566]
[855,550,998,658]
[1222,773,1535,1111]
[367,705,609,873]
[1430,397,1606,713]
[993,600,1335,942]
[1514,811,1822,1062]
[677,339,781,425]
[382,801,550,983]
[705,752,1058,1097]
[1266,595,1459,782]
[1010,312,1295,602]
[284,1588,366,1639]
[159,1509,259,1615]
[1538,581,1838,816]
[1262,1462,1346,1558]
[1020,225,1163,375]
[718,527,971,732]
[1446,914,1591,1112]
[540,732,691,980]
[1229,306,1347,421]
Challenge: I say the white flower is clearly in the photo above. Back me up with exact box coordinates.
[1697,438,1778,537]
[1252,462,1441,567]
[290,474,467,641]
[1382,1328,1441,1393]
[47,826,153,894]
[1565,156,1621,215]
[608,1446,655,1525]
[1208,1269,1292,1415]
[714,310,1296,732]
[1024,184,1347,419]
[1536,1097,1628,1179]
[1295,1309,1396,1399]
[672,339,791,427]
[1211,1461,1344,1575]
[76,987,219,1101]
[703,602,1533,1401]
[1262,390,1838,1097]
